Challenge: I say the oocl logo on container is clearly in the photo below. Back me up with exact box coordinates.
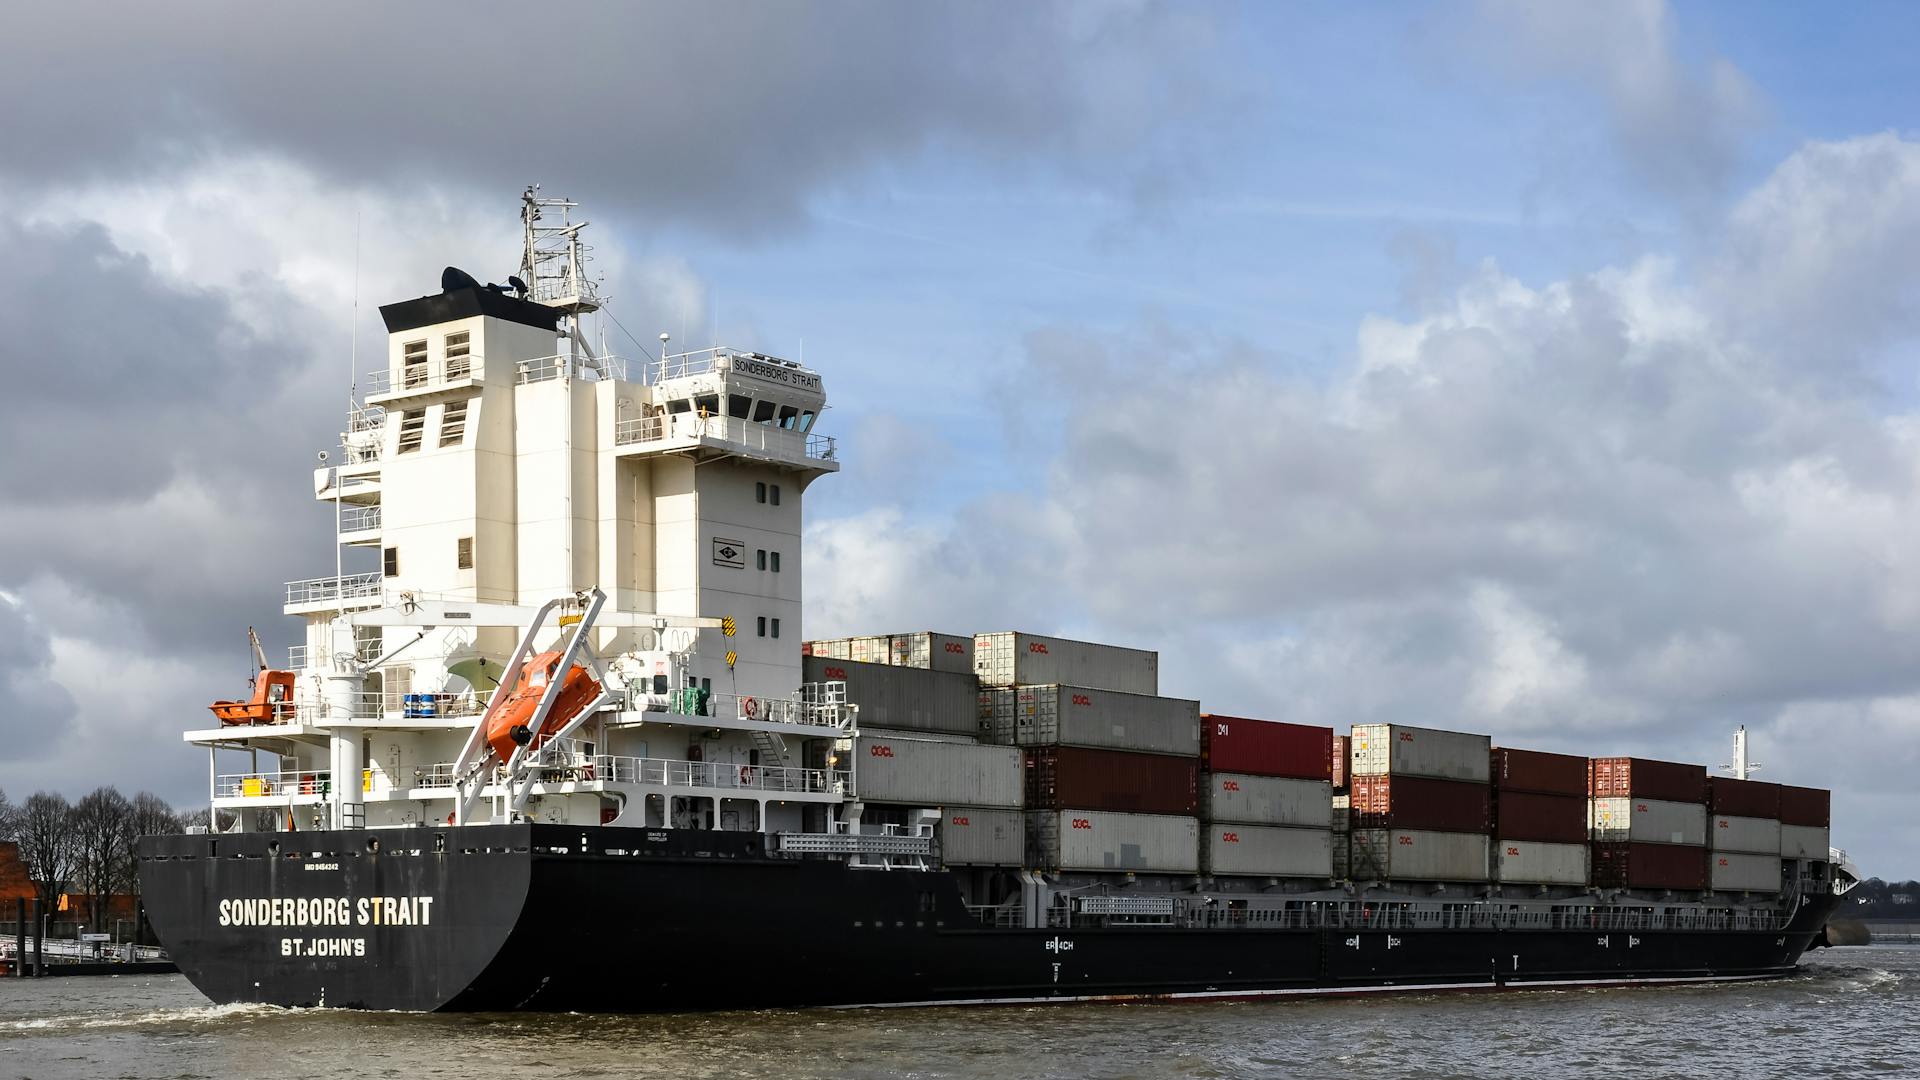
[1029,642,1050,654]
[1221,780,1241,792]
[951,815,970,827]
[869,744,895,758]
[1221,831,1240,843]
[824,665,847,679]
[1070,694,1092,707]
[1070,818,1092,830]
[944,642,966,654]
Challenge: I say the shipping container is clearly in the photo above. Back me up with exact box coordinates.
[1778,785,1831,827]
[854,734,1022,808]
[978,688,1014,744]
[1590,841,1707,890]
[1492,840,1589,885]
[1587,757,1707,803]
[1491,791,1587,844]
[1202,773,1332,828]
[1330,793,1350,829]
[1711,851,1782,893]
[1199,716,1333,781]
[995,684,1200,757]
[974,631,1158,695]
[1708,777,1781,819]
[1780,824,1831,860]
[804,656,979,736]
[1331,832,1350,879]
[803,638,851,660]
[1491,748,1588,796]
[1349,724,1492,782]
[1351,775,1490,833]
[889,631,975,675]
[1589,797,1708,846]
[1027,810,1198,873]
[937,807,1024,866]
[1710,814,1781,856]
[1203,824,1333,878]
[849,635,895,664]
[1332,735,1348,789]
[1025,746,1198,816]
[1349,828,1490,882]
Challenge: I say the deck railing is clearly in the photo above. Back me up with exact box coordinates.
[284,573,382,606]
[612,411,836,461]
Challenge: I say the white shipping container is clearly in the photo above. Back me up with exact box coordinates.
[1350,829,1491,882]
[979,689,1014,744]
[974,631,1158,695]
[1203,824,1333,878]
[1027,810,1198,873]
[850,635,893,664]
[804,638,852,660]
[804,656,981,737]
[1779,824,1831,860]
[890,631,976,675]
[1349,724,1492,782]
[1711,815,1782,856]
[1590,797,1707,846]
[938,807,1024,866]
[1711,851,1782,893]
[1202,773,1332,828]
[1492,839,1589,885]
[855,735,1022,808]
[999,684,1200,756]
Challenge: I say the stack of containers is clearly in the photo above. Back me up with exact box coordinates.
[1331,735,1349,791]
[1588,758,1708,891]
[970,632,1198,874]
[802,638,852,659]
[1778,785,1832,861]
[1489,748,1589,886]
[1708,778,1782,893]
[1330,793,1351,879]
[1348,724,1493,882]
[853,728,1025,866]
[1197,716,1335,879]
[807,632,976,673]
[802,656,979,737]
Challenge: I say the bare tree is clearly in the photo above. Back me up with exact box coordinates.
[0,786,16,843]
[70,787,134,931]
[123,792,180,896]
[15,792,75,915]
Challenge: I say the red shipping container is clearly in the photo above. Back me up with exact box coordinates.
[1588,757,1707,803]
[1491,791,1586,844]
[1350,775,1489,833]
[1777,785,1831,827]
[1024,746,1198,816]
[1708,777,1780,818]
[1200,715,1332,781]
[1491,748,1587,796]
[1590,841,1707,890]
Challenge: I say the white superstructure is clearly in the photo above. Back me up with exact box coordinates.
[191,192,873,841]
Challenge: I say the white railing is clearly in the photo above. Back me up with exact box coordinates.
[215,770,337,799]
[416,755,850,796]
[647,346,818,385]
[516,353,629,385]
[285,573,382,606]
[613,411,836,461]
[365,355,484,397]
[294,689,485,724]
[288,645,309,669]
[339,505,381,533]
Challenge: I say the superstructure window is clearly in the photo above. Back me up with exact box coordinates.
[752,400,777,424]
[383,546,399,577]
[397,410,426,453]
[755,482,767,504]
[770,484,781,506]
[444,331,471,380]
[771,551,781,573]
[777,405,799,430]
[756,549,767,571]
[756,617,767,638]
[403,340,428,387]
[771,618,781,639]
[440,400,468,446]
[728,394,752,419]
[457,536,474,570]
[694,393,719,416]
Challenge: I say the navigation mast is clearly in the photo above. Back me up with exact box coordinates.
[519,185,604,375]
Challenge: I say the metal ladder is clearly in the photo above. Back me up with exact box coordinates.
[749,728,788,769]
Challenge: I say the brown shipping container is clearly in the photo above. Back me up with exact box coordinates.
[1024,746,1198,816]
[1491,791,1586,844]
[1199,715,1333,781]
[1777,785,1831,827]
[1588,757,1708,803]
[1350,775,1489,833]
[1590,841,1708,890]
[1708,777,1781,818]
[1332,735,1348,789]
[1491,748,1587,796]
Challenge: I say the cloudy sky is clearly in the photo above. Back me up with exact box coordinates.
[3,2,1917,875]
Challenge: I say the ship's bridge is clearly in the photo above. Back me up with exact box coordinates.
[614,347,837,474]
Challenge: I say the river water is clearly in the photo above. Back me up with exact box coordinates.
[1,946,1914,1079]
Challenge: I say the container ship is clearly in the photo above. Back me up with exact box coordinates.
[139,192,1853,1012]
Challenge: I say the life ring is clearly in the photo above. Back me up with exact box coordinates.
[738,765,754,786]
[741,696,759,720]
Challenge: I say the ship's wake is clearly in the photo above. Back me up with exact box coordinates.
[0,1001,283,1034]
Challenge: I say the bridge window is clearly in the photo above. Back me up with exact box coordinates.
[694,393,720,416]
[800,409,817,432]
[666,398,692,414]
[753,400,777,424]
[777,405,799,430]
[728,394,752,419]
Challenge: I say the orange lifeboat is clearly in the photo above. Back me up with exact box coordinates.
[484,650,602,762]
[209,669,299,726]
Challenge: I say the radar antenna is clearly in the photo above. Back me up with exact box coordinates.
[519,185,607,376]
[1719,725,1762,781]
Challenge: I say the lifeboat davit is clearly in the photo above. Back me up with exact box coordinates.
[209,670,299,726]
[484,651,601,762]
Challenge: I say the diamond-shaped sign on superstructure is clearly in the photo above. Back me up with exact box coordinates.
[725,650,737,669]
[721,617,736,637]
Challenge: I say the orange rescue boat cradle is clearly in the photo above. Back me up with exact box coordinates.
[209,669,299,726]
[483,650,602,763]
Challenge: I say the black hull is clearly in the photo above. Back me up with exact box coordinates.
[139,825,1842,1012]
